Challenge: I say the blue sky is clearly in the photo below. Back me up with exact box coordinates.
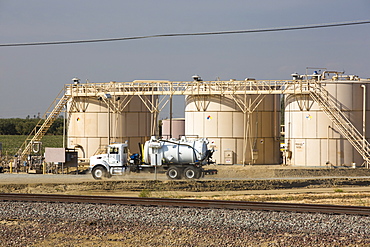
[0,0,369,118]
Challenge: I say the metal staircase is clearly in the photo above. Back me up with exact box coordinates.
[17,89,70,160]
[310,81,370,164]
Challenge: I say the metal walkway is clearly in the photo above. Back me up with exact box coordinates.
[65,79,307,96]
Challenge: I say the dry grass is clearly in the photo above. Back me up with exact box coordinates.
[189,192,370,206]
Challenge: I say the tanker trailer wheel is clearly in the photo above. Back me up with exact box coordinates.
[92,166,107,180]
[184,166,201,179]
[166,167,181,179]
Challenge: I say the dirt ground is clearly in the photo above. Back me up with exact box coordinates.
[1,165,370,206]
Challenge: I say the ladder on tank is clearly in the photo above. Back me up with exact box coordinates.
[17,89,70,160]
[309,81,370,165]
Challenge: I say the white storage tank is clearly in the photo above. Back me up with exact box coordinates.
[185,94,281,165]
[67,93,152,159]
[143,137,209,165]
[285,73,370,166]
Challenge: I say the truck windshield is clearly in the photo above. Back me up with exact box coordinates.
[109,147,119,154]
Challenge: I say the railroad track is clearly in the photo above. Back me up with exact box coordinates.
[1,193,369,216]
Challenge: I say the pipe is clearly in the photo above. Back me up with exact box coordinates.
[361,84,367,168]
[74,145,85,159]
[63,106,66,149]
[327,125,331,166]
[170,95,173,138]
[108,104,111,145]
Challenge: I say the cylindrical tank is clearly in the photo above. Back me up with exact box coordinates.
[161,118,185,139]
[185,94,281,165]
[67,95,152,159]
[143,137,209,164]
[285,78,370,166]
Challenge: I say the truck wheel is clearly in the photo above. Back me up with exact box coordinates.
[184,166,201,179]
[92,166,106,180]
[166,167,181,179]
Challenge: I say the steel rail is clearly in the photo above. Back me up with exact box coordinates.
[1,193,369,216]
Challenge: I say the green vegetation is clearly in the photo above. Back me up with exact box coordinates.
[138,189,152,198]
[0,135,63,157]
[0,118,64,135]
[0,118,64,157]
[334,188,344,193]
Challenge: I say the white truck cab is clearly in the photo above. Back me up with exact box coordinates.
[89,143,128,179]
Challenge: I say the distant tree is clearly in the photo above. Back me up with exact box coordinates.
[48,118,64,135]
[0,119,17,134]
[0,118,64,135]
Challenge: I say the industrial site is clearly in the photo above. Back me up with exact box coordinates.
[2,69,370,246]
[2,1,370,245]
[1,67,370,244]
[0,68,367,178]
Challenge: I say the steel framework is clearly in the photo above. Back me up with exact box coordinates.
[17,78,370,166]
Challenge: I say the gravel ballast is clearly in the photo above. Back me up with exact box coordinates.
[1,201,370,246]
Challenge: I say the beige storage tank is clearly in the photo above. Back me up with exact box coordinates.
[285,74,370,166]
[161,118,185,139]
[185,94,281,165]
[67,95,152,159]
